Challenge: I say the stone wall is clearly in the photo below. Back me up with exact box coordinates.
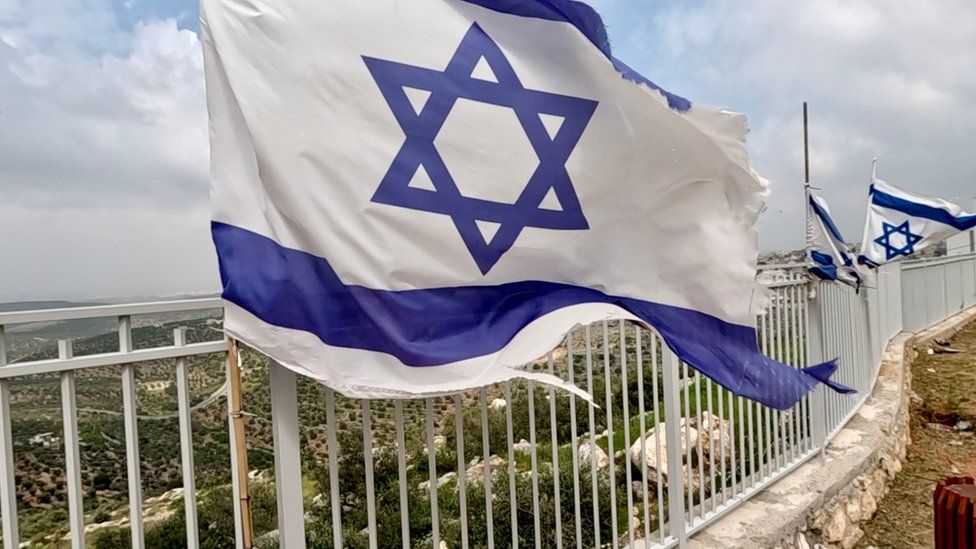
[799,365,911,548]
[791,307,975,549]
[689,306,976,549]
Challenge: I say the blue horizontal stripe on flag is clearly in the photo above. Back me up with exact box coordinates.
[459,0,692,111]
[809,196,846,242]
[872,188,976,231]
[212,221,851,409]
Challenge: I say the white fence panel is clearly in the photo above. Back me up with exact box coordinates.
[0,255,972,548]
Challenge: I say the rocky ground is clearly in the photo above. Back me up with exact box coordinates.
[858,320,976,548]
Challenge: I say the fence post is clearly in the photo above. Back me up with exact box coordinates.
[0,325,18,549]
[225,341,246,549]
[806,282,828,453]
[270,361,307,548]
[661,347,687,547]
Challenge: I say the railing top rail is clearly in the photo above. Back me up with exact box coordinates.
[901,252,976,271]
[0,341,227,379]
[0,297,223,326]
[763,278,809,289]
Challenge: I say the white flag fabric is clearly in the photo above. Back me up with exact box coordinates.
[201,0,850,409]
[806,189,864,288]
[859,176,976,268]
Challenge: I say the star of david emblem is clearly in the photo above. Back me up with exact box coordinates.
[874,220,923,260]
[363,23,599,274]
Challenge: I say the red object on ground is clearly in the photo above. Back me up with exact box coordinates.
[935,476,976,548]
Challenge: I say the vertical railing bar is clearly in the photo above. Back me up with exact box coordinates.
[454,394,470,549]
[801,282,811,452]
[584,325,600,548]
[0,325,19,549]
[757,312,768,480]
[796,282,804,453]
[635,328,651,543]
[119,315,145,549]
[505,382,518,549]
[546,353,563,549]
[805,278,814,444]
[566,330,583,549]
[797,283,805,453]
[650,335,665,541]
[844,288,854,418]
[794,283,805,451]
[705,376,715,514]
[395,400,411,549]
[59,339,85,549]
[832,286,841,431]
[603,321,619,549]
[269,362,307,549]
[825,286,835,431]
[479,389,494,549]
[682,363,693,520]
[723,387,733,503]
[737,394,746,495]
[362,400,379,549]
[765,288,776,473]
[773,289,783,470]
[619,321,635,547]
[723,391,745,503]
[174,328,199,549]
[791,284,802,461]
[425,398,441,548]
[849,287,857,416]
[617,320,634,547]
[324,388,343,548]
[780,285,789,467]
[820,284,841,430]
[717,382,726,507]
[527,376,542,549]
[793,284,803,459]
[661,348,687,548]
[693,371,705,520]
[783,286,795,463]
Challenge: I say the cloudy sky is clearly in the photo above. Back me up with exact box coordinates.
[1,0,974,302]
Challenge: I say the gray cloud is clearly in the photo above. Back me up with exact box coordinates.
[0,1,214,301]
[1,0,974,301]
[618,0,976,251]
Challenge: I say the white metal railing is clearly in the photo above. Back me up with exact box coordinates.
[0,255,973,548]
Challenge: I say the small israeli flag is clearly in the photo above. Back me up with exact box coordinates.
[859,164,976,268]
[806,189,863,288]
[201,0,851,409]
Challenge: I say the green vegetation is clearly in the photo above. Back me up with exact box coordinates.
[3,314,803,547]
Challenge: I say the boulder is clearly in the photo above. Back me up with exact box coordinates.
[698,411,733,462]
[578,441,609,469]
[465,455,505,484]
[418,471,457,493]
[628,421,698,481]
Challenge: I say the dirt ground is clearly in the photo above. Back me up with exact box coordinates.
[858,319,976,548]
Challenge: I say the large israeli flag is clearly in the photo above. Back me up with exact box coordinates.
[859,171,976,268]
[201,0,851,409]
[806,189,863,288]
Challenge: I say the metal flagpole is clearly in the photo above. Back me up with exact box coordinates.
[228,338,256,548]
[803,101,810,186]
[803,101,829,453]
